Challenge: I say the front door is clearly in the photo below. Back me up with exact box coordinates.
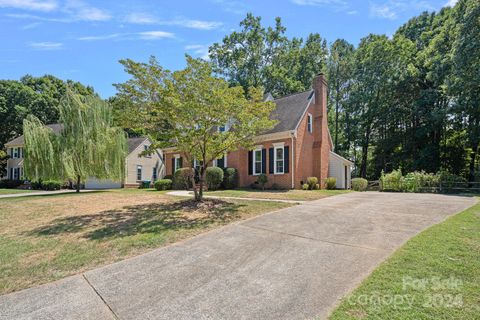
[344,166,348,189]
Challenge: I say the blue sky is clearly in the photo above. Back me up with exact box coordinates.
[1,0,457,98]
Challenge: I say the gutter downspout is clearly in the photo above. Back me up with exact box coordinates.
[291,130,296,189]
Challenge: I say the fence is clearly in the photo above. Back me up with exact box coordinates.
[378,180,480,194]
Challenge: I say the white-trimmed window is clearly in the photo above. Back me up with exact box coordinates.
[218,125,226,132]
[274,146,285,174]
[307,113,313,133]
[214,154,227,168]
[13,148,19,158]
[136,165,142,181]
[253,148,262,175]
[174,155,181,172]
[193,159,203,171]
[153,166,157,181]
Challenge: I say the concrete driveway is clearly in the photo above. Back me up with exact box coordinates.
[0,192,475,320]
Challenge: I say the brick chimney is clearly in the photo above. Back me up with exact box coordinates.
[311,73,331,186]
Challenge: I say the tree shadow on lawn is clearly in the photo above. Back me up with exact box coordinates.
[27,199,243,241]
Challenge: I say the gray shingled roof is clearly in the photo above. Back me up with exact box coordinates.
[127,137,147,154]
[264,90,314,134]
[5,124,64,146]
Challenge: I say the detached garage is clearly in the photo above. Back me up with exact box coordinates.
[328,151,353,189]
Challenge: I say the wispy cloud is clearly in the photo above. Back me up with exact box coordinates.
[0,0,58,12]
[3,0,110,22]
[185,44,210,60]
[444,0,458,7]
[138,30,175,40]
[124,12,222,30]
[21,21,41,29]
[78,31,175,41]
[29,41,63,50]
[210,0,248,14]
[369,1,434,20]
[291,0,347,6]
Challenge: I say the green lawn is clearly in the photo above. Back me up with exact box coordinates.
[0,189,292,294]
[205,188,351,201]
[330,197,480,319]
[0,189,36,195]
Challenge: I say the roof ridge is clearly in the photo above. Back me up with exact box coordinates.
[273,89,313,101]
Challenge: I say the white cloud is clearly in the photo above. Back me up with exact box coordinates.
[124,13,223,30]
[0,0,58,12]
[77,33,121,41]
[29,41,63,50]
[138,30,175,40]
[346,10,358,15]
[64,0,111,21]
[369,1,435,20]
[445,0,458,7]
[21,21,41,29]
[124,12,157,24]
[185,44,210,60]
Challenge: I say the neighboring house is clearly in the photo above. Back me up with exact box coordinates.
[4,126,164,189]
[163,74,353,189]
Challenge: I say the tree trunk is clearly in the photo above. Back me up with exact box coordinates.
[360,124,371,179]
[335,99,339,151]
[76,175,81,193]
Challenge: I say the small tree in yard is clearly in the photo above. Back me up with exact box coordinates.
[23,89,127,192]
[115,56,276,201]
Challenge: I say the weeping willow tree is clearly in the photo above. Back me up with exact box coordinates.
[23,89,127,192]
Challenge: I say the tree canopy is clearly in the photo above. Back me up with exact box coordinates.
[115,55,276,200]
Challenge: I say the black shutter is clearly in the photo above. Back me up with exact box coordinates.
[171,158,175,174]
[9,148,12,158]
[262,149,266,174]
[284,146,290,173]
[248,151,253,175]
[179,157,183,168]
[269,148,274,174]
[217,157,225,168]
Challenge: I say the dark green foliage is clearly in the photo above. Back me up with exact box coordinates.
[325,177,337,190]
[173,168,193,190]
[0,179,23,189]
[31,180,62,191]
[222,167,238,189]
[154,179,172,191]
[351,178,368,191]
[205,167,224,191]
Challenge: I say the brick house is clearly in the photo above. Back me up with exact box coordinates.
[163,74,352,189]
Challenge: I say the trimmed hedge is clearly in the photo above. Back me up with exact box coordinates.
[31,180,62,191]
[325,177,336,190]
[173,168,193,190]
[222,167,238,189]
[206,167,224,191]
[351,178,368,191]
[306,177,318,190]
[154,179,172,191]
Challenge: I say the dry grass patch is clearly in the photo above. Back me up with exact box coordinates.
[0,190,292,294]
[205,188,351,201]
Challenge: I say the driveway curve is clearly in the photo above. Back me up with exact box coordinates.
[0,192,475,320]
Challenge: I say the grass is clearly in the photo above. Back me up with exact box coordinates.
[0,189,292,294]
[329,197,480,320]
[204,188,351,201]
[0,189,36,195]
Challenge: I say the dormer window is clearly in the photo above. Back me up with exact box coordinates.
[307,113,313,133]
[219,125,226,132]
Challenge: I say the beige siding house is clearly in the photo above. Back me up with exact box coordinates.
[4,125,164,189]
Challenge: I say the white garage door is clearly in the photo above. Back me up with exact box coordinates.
[85,177,122,189]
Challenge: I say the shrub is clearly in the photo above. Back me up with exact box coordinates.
[163,174,174,180]
[302,183,309,190]
[0,179,23,189]
[306,177,318,190]
[325,177,336,190]
[315,183,320,190]
[173,168,193,190]
[351,178,368,191]
[222,167,238,189]
[42,180,62,191]
[154,179,172,191]
[257,174,268,190]
[380,169,403,192]
[138,181,151,189]
[205,167,224,191]
[403,171,439,193]
[437,171,467,191]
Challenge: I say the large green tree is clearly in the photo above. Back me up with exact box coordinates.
[115,56,276,201]
[209,13,327,97]
[23,90,127,192]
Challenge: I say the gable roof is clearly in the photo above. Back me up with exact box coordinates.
[264,90,314,134]
[5,124,63,146]
[127,137,148,154]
